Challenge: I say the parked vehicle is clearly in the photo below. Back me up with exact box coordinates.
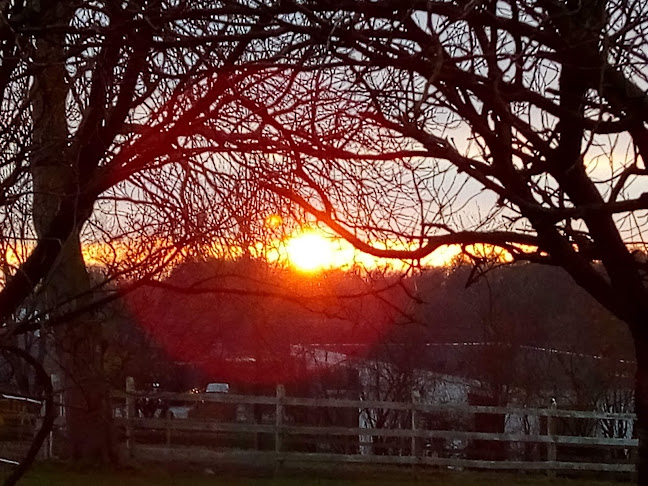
[188,383,234,420]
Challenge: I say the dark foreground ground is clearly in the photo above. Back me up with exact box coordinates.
[0,463,633,486]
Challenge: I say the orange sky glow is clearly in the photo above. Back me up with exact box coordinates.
[1,224,514,280]
[275,229,467,272]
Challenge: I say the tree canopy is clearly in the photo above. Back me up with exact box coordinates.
[1,0,648,482]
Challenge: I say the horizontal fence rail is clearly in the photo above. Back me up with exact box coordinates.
[110,384,638,475]
[111,390,637,420]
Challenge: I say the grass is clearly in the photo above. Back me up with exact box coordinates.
[1,463,633,486]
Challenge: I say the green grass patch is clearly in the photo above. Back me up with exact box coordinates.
[2,463,633,486]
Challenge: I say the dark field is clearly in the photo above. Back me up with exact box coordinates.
[1,463,632,486]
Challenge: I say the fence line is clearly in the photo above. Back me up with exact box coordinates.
[117,417,637,447]
[111,390,637,420]
[113,384,637,475]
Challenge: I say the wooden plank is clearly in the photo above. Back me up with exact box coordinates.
[125,377,135,456]
[411,391,418,458]
[414,402,636,421]
[280,453,635,472]
[112,391,277,405]
[414,429,636,447]
[131,445,277,464]
[128,444,635,473]
[493,406,635,421]
[281,394,632,420]
[547,400,557,478]
[121,417,637,449]
[275,384,285,471]
[418,457,635,473]
[130,446,635,473]
[118,417,275,434]
[284,396,413,411]
[112,390,636,421]
[280,424,636,447]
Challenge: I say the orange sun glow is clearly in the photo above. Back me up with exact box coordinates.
[284,231,345,272]
[282,230,471,273]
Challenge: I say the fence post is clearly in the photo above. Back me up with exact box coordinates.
[411,389,421,478]
[165,408,172,446]
[547,398,557,477]
[125,377,135,457]
[45,374,62,460]
[275,384,285,473]
[411,390,420,459]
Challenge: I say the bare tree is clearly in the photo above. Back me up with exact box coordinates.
[0,0,301,470]
[191,0,648,480]
[2,0,648,482]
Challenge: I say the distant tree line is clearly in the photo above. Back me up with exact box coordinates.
[112,258,633,411]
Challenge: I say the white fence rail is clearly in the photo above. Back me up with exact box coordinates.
[111,384,637,474]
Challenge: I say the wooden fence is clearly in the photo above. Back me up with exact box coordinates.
[111,384,637,475]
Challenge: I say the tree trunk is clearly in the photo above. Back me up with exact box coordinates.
[29,6,116,464]
[32,169,117,465]
[42,240,116,463]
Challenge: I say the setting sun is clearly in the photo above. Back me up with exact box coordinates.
[281,229,467,273]
[285,232,342,272]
